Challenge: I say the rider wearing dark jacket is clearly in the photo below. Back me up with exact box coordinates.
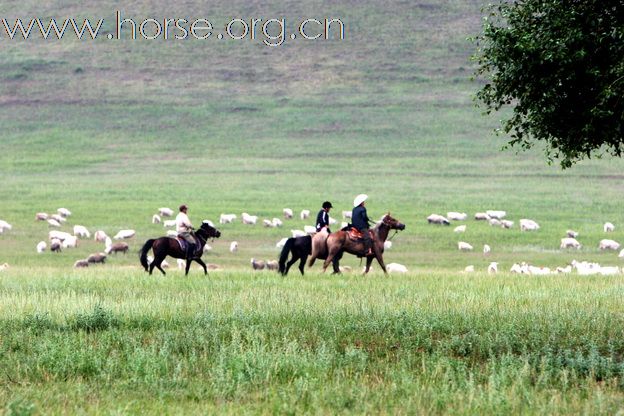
[351,194,372,255]
[316,201,333,232]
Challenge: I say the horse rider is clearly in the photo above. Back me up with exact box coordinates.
[351,194,373,256]
[315,201,333,233]
[176,204,196,258]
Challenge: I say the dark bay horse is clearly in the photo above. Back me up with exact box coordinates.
[310,214,405,275]
[139,221,221,276]
[278,234,341,276]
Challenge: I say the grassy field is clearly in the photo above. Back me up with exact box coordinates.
[1,0,624,413]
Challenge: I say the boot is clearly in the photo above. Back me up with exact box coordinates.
[187,243,196,259]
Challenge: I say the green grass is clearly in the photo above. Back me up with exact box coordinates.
[1,0,624,413]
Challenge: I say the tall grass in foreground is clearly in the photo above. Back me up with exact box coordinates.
[1,269,623,414]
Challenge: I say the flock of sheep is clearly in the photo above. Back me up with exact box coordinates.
[427,210,624,275]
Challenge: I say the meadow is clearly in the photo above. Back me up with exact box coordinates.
[1,0,624,413]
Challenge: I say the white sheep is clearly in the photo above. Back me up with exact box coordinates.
[152,214,161,224]
[567,229,579,238]
[35,212,48,221]
[599,239,620,251]
[486,210,506,219]
[520,219,540,231]
[177,259,185,270]
[510,263,530,274]
[159,207,174,217]
[276,238,288,249]
[241,213,258,225]
[458,241,473,251]
[488,218,502,227]
[300,210,310,220]
[474,212,490,221]
[163,219,177,228]
[291,229,306,238]
[384,241,392,250]
[166,230,178,237]
[528,265,551,275]
[104,237,112,250]
[283,208,293,219]
[203,244,212,252]
[483,244,491,255]
[47,218,61,228]
[36,241,47,253]
[342,210,352,219]
[464,265,475,273]
[560,237,581,249]
[230,241,238,253]
[487,262,498,274]
[62,235,78,248]
[556,265,572,274]
[94,230,108,242]
[272,218,283,227]
[304,225,317,235]
[500,220,514,229]
[219,214,237,224]
[386,263,408,273]
[49,230,72,241]
[427,214,450,225]
[113,229,136,240]
[263,219,274,227]
[599,266,620,275]
[604,222,615,232]
[73,225,91,239]
[571,260,601,275]
[0,220,12,231]
[454,225,466,233]
[447,212,468,221]
[618,248,624,258]
[328,217,337,225]
[57,207,72,217]
[50,214,66,223]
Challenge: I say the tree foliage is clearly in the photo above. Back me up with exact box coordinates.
[473,0,624,168]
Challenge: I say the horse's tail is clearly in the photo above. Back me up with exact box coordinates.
[139,239,155,271]
[278,237,295,275]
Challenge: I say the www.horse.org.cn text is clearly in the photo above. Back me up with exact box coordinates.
[0,11,346,47]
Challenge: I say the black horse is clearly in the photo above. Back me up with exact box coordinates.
[278,235,342,276]
[139,221,221,276]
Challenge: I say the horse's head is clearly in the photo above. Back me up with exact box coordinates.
[199,221,221,239]
[381,213,406,231]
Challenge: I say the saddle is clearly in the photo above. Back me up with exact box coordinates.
[174,236,200,257]
[347,228,363,241]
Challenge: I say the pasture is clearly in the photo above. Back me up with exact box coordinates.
[1,0,624,413]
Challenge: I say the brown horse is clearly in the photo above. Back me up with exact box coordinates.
[310,214,405,275]
[139,221,221,276]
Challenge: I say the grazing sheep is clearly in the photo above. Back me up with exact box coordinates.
[49,230,73,241]
[251,258,266,270]
[57,208,71,217]
[219,213,237,224]
[104,236,112,250]
[300,210,310,220]
[36,241,47,253]
[556,265,573,274]
[241,213,258,225]
[50,239,62,252]
[291,229,306,238]
[0,262,9,271]
[427,214,450,225]
[604,222,615,232]
[35,212,48,221]
[447,212,468,221]
[304,225,317,235]
[454,225,466,233]
[510,263,530,274]
[263,219,274,227]
[384,240,392,250]
[487,262,498,274]
[458,241,473,251]
[474,212,490,221]
[73,225,91,239]
[520,219,540,231]
[166,230,178,237]
[113,229,135,240]
[486,210,506,219]
[599,266,620,275]
[619,248,624,258]
[599,239,620,251]
[272,218,283,227]
[87,253,107,264]
[163,220,177,227]
[266,260,279,271]
[203,244,212,252]
[560,237,582,249]
[464,265,475,273]
[276,238,288,249]
[572,260,601,275]
[386,263,408,273]
[283,208,293,219]
[528,265,551,275]
[159,207,174,217]
[230,241,238,253]
[73,259,89,268]
[105,242,129,255]
[47,218,61,228]
[488,218,501,227]
[483,244,491,255]
[342,211,352,219]
[152,214,161,224]
[94,230,108,242]
[62,236,78,248]
[50,214,66,223]
[500,220,514,229]
[567,229,579,238]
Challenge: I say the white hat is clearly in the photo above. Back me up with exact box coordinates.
[353,194,368,207]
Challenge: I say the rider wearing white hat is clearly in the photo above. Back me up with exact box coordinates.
[351,194,373,256]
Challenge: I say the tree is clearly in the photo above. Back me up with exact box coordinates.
[473,1,624,168]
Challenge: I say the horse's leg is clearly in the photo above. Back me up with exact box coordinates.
[185,258,192,276]
[331,251,342,274]
[375,253,388,275]
[363,256,374,274]
[322,247,341,273]
[285,255,298,275]
[299,254,308,275]
[195,258,208,275]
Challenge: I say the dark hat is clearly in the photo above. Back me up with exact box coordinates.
[322,201,333,209]
[179,204,188,211]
